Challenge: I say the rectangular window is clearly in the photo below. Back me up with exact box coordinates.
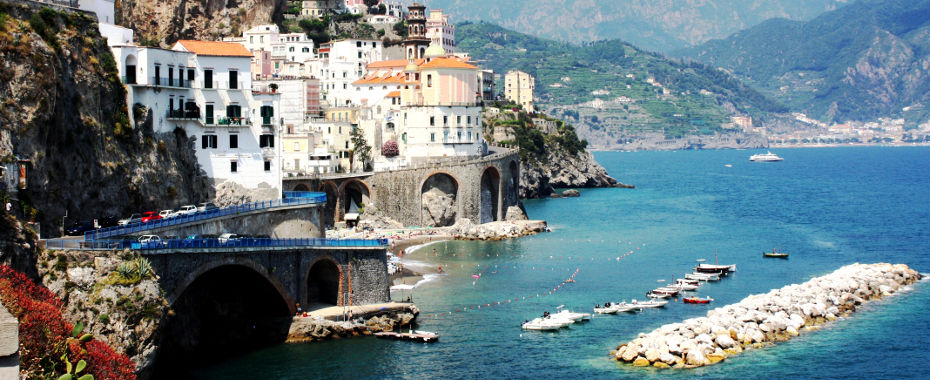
[154,65,161,85]
[430,133,435,142]
[457,116,461,125]
[260,105,274,125]
[168,67,174,87]
[187,68,195,87]
[205,104,214,124]
[264,161,271,171]
[229,134,238,149]
[427,74,432,87]
[201,135,217,149]
[443,116,448,125]
[204,69,213,88]
[467,116,472,124]
[260,134,275,148]
[230,161,238,173]
[229,70,238,89]
[430,116,435,126]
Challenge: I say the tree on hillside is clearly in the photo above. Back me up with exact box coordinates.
[350,126,372,172]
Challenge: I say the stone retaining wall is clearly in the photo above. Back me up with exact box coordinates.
[613,263,923,369]
[0,301,19,379]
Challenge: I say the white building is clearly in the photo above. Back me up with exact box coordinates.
[425,9,455,53]
[505,70,535,112]
[320,39,384,107]
[110,40,283,196]
[76,0,133,46]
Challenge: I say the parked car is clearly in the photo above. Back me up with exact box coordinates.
[197,202,218,212]
[65,220,97,236]
[218,233,239,244]
[118,213,142,226]
[158,209,174,219]
[176,205,198,216]
[141,211,162,223]
[138,235,162,244]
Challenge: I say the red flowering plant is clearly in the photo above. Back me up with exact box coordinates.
[381,140,399,157]
[0,265,136,380]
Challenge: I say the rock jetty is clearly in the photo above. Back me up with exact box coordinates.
[613,263,923,369]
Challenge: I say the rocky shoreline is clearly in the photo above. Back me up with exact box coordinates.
[612,263,923,369]
[286,304,418,343]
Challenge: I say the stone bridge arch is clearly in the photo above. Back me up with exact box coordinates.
[339,179,371,222]
[319,181,338,227]
[420,171,460,227]
[157,259,294,372]
[168,258,295,313]
[305,255,345,307]
[292,183,311,191]
[480,165,502,223]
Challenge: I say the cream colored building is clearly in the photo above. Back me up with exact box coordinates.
[504,70,535,112]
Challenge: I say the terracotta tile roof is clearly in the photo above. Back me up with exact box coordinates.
[175,40,252,57]
[419,57,478,70]
[352,72,415,85]
[386,91,401,97]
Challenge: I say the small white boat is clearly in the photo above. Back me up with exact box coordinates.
[594,305,619,314]
[521,318,561,331]
[631,299,668,308]
[750,151,783,162]
[612,302,642,313]
[670,282,698,291]
[552,309,591,322]
[647,292,672,299]
[686,272,721,281]
[677,278,700,285]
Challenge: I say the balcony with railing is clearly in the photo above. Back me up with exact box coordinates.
[166,109,201,121]
[204,116,251,127]
[203,81,247,90]
[151,77,192,89]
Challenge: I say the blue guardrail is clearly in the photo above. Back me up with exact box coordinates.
[47,237,388,251]
[85,193,326,241]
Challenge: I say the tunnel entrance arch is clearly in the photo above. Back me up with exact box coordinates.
[293,183,310,191]
[420,172,459,227]
[155,263,291,375]
[340,180,371,218]
[307,257,342,307]
[480,166,502,223]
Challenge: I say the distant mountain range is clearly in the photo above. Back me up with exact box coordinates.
[457,23,785,148]
[421,0,852,52]
[677,0,930,124]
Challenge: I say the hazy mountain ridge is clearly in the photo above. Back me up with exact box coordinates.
[677,0,930,124]
[422,0,852,52]
[458,23,786,149]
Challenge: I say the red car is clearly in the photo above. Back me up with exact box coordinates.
[141,211,162,223]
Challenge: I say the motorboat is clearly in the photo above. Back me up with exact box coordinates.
[594,305,619,314]
[763,248,789,259]
[522,318,561,331]
[552,309,591,322]
[650,287,680,296]
[677,278,700,285]
[683,296,714,304]
[686,272,720,281]
[750,151,783,162]
[695,263,737,275]
[646,291,672,299]
[613,302,642,313]
[671,282,699,291]
[631,299,668,308]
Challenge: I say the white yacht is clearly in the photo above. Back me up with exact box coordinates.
[750,151,784,162]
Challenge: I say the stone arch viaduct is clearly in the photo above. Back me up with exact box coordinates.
[283,149,522,227]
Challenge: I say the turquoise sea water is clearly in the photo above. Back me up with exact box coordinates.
[193,147,930,379]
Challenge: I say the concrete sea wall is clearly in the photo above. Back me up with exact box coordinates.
[613,263,923,368]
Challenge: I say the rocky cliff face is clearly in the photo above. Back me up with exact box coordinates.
[520,148,620,198]
[116,0,285,46]
[0,3,211,237]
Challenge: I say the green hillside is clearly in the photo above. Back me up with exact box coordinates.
[677,0,930,124]
[457,22,786,140]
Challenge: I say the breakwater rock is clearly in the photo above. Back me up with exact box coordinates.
[613,263,922,369]
[449,219,548,241]
[286,306,418,343]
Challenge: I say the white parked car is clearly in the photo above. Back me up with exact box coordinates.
[197,202,218,212]
[118,213,141,226]
[218,233,238,244]
[138,235,161,244]
[176,205,198,216]
[158,210,174,219]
